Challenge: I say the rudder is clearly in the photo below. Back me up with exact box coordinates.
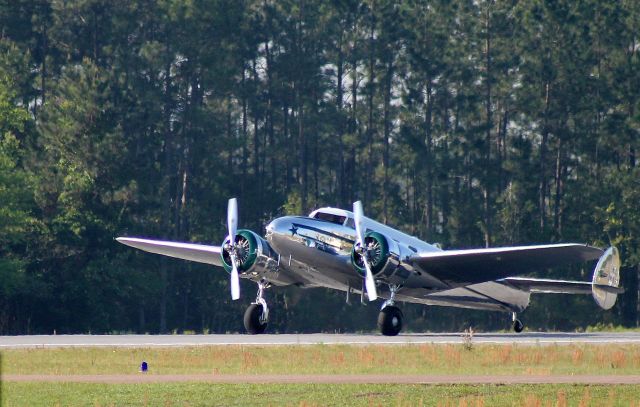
[592,247,621,310]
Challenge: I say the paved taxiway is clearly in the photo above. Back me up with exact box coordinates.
[2,332,640,348]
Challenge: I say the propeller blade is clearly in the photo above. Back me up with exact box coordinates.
[352,201,377,301]
[363,257,378,301]
[230,252,240,300]
[227,198,238,244]
[353,201,365,245]
[227,198,240,300]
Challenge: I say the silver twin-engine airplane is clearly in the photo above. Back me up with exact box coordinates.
[117,198,623,336]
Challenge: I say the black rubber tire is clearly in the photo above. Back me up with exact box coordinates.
[512,319,524,333]
[378,306,403,336]
[244,303,267,335]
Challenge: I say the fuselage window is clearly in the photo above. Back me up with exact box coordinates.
[313,212,346,226]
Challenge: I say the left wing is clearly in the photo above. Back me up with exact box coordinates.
[116,237,224,267]
[409,243,603,288]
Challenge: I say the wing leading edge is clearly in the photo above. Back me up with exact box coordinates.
[410,243,603,288]
[116,237,224,267]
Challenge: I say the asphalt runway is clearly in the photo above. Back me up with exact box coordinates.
[2,332,640,348]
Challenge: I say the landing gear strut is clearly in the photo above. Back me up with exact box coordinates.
[378,285,403,336]
[244,281,269,334]
[512,312,524,333]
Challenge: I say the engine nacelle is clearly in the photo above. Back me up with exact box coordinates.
[351,231,401,279]
[221,229,279,278]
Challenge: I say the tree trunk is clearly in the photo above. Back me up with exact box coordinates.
[336,33,346,207]
[365,12,375,205]
[382,58,393,222]
[348,57,359,203]
[160,55,174,334]
[252,58,261,213]
[483,2,493,247]
[424,78,433,238]
[298,83,307,212]
[636,264,640,327]
[241,67,248,197]
[539,81,551,232]
[553,137,563,238]
[37,17,48,117]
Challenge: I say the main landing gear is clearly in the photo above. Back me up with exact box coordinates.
[512,312,524,333]
[244,281,269,334]
[378,285,403,336]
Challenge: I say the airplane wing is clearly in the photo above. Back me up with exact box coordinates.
[409,243,603,288]
[501,277,624,294]
[116,237,224,267]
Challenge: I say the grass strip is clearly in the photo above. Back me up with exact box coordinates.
[3,343,640,376]
[3,383,640,406]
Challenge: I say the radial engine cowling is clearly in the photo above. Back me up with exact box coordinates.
[351,232,401,279]
[221,229,278,278]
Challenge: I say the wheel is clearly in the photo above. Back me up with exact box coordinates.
[244,303,268,334]
[378,306,403,336]
[512,318,524,333]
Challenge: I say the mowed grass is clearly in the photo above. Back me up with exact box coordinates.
[4,383,640,406]
[3,343,640,376]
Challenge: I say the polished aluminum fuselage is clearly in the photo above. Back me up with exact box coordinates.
[263,211,530,313]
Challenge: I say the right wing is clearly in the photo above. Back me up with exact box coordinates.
[409,243,603,288]
[116,237,224,267]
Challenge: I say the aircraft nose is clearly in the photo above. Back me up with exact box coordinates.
[265,216,297,249]
[266,216,291,235]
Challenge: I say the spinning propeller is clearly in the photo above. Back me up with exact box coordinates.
[353,201,378,301]
[225,198,241,300]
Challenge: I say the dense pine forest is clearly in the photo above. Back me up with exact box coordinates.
[1,0,639,334]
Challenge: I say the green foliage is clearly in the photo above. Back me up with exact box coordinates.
[0,74,37,333]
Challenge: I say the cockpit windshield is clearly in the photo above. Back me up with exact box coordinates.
[344,217,355,229]
[313,211,346,226]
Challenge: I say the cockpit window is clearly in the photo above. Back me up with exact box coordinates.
[313,212,346,225]
[344,217,355,229]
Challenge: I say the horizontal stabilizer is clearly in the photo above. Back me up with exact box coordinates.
[116,237,223,267]
[503,277,624,295]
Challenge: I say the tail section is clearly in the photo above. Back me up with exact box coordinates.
[592,247,621,310]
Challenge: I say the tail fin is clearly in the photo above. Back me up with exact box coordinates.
[592,247,621,310]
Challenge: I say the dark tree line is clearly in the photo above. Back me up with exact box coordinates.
[1,0,639,334]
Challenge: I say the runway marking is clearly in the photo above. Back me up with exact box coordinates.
[4,374,640,384]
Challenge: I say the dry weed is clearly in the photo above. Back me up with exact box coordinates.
[523,394,542,407]
[611,350,627,369]
[357,347,375,366]
[572,348,584,365]
[241,351,261,370]
[606,389,616,407]
[596,348,607,367]
[418,344,438,366]
[443,345,462,367]
[498,344,513,364]
[330,351,345,366]
[578,387,591,407]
